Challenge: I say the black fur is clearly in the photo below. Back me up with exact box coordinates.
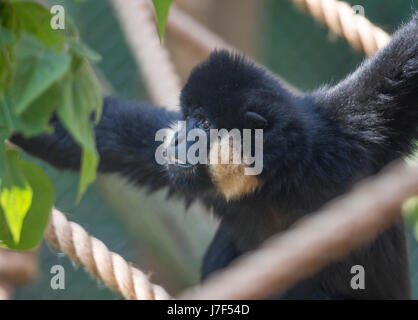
[12,14,418,299]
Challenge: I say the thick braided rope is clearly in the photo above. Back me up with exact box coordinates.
[110,0,181,108]
[166,1,390,58]
[292,0,390,55]
[44,208,172,300]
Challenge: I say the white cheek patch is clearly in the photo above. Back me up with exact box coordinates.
[208,136,262,200]
[209,134,238,165]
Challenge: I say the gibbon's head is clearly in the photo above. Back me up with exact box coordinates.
[168,50,309,200]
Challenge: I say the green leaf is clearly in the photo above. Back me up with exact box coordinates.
[15,83,60,137]
[7,34,71,115]
[0,27,15,92]
[0,149,33,244]
[56,58,102,201]
[0,130,8,178]
[0,35,70,137]
[68,38,102,63]
[152,0,173,42]
[0,87,58,138]
[0,35,71,137]
[0,161,54,250]
[403,196,418,223]
[3,2,65,51]
[0,93,16,132]
[78,144,99,203]
[0,28,15,45]
[403,196,418,216]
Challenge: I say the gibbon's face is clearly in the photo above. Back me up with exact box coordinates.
[166,102,267,200]
[166,50,286,200]
[165,108,214,196]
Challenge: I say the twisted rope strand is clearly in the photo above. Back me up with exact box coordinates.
[45,208,172,300]
[291,0,390,55]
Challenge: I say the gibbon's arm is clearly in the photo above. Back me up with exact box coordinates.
[12,97,181,190]
[314,13,418,162]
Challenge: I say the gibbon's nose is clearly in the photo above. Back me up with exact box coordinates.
[173,131,184,148]
[171,125,193,168]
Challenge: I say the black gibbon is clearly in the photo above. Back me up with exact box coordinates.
[12,14,418,299]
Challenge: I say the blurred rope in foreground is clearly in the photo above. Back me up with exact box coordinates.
[0,249,38,300]
[110,0,181,108]
[44,208,171,300]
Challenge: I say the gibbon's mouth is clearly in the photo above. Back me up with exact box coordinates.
[175,163,193,169]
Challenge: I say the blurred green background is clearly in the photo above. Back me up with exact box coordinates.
[15,0,418,299]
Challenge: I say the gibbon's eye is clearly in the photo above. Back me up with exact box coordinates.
[201,119,211,130]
